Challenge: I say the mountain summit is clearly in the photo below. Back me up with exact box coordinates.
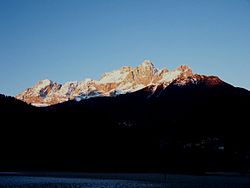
[2,61,250,173]
[16,60,222,106]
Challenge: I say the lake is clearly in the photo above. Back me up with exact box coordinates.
[0,173,250,188]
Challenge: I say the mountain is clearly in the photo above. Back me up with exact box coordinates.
[0,94,35,113]
[16,60,193,106]
[1,61,250,173]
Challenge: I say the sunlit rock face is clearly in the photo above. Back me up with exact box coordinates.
[16,60,222,106]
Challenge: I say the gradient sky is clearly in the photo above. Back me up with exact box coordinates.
[0,0,250,96]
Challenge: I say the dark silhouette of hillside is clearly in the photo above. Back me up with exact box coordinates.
[0,82,249,173]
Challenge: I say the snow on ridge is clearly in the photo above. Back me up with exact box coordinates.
[75,91,102,102]
[83,78,92,83]
[58,81,78,96]
[16,60,194,106]
[159,70,182,83]
[99,70,129,84]
[31,103,49,107]
[34,79,52,93]
[116,82,133,91]
[131,84,146,92]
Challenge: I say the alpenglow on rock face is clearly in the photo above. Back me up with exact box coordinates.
[16,60,196,106]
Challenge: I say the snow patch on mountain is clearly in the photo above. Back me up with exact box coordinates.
[16,60,199,106]
[33,79,52,93]
[160,70,182,83]
[59,81,78,97]
[99,70,129,84]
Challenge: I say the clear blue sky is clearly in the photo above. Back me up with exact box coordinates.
[0,0,249,96]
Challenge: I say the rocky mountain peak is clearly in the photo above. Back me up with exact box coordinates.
[141,59,154,67]
[15,61,217,106]
[35,79,52,89]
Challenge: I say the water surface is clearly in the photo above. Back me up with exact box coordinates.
[1,173,250,188]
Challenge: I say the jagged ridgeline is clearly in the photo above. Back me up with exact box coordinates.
[16,60,193,106]
[0,60,250,173]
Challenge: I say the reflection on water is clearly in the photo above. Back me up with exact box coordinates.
[0,174,250,188]
[0,176,163,188]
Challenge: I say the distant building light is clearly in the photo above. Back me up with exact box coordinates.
[218,146,224,150]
